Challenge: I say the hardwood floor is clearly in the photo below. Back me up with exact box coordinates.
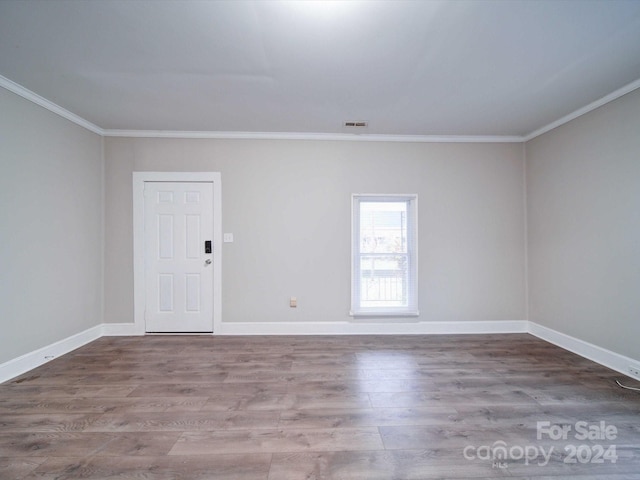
[1,333,639,479]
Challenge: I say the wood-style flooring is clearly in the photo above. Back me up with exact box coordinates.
[1,333,639,479]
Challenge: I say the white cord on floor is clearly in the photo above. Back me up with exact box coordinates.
[616,379,640,392]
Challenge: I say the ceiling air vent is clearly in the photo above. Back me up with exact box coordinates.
[344,121,368,128]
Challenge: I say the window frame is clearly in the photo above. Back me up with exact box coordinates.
[350,194,419,317]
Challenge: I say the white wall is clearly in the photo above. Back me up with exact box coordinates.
[0,88,103,364]
[104,138,527,328]
[526,88,640,361]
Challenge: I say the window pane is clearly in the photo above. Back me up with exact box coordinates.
[359,202,407,254]
[360,254,408,307]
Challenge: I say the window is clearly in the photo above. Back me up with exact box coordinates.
[351,194,418,316]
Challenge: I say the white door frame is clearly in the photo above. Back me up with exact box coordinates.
[133,172,222,335]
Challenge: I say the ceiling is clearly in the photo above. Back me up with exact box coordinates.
[1,0,640,139]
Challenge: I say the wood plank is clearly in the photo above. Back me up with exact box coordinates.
[268,450,509,479]
[25,454,272,480]
[83,410,280,432]
[169,427,384,455]
[0,457,47,479]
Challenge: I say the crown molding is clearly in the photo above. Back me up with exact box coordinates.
[523,77,640,142]
[0,75,104,135]
[103,129,524,143]
[4,73,639,144]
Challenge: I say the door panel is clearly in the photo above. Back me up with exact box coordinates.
[144,182,214,332]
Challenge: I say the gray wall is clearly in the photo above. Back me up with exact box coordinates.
[0,88,103,364]
[104,138,527,326]
[4,78,639,366]
[526,88,640,360]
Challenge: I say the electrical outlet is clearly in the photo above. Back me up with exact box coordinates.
[289,297,297,308]
[628,364,640,378]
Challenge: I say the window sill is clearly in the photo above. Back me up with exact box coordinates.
[350,310,420,318]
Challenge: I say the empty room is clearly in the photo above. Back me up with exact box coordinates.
[1,0,639,478]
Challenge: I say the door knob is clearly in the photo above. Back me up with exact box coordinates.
[205,259,212,265]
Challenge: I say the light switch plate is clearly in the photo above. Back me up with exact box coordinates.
[223,233,234,243]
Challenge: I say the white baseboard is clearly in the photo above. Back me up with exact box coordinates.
[101,322,144,336]
[0,324,103,384]
[99,319,528,336]
[219,320,529,335]
[528,322,640,381]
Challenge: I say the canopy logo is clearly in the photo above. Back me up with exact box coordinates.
[463,420,618,469]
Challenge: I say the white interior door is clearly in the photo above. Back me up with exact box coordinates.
[143,181,214,332]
